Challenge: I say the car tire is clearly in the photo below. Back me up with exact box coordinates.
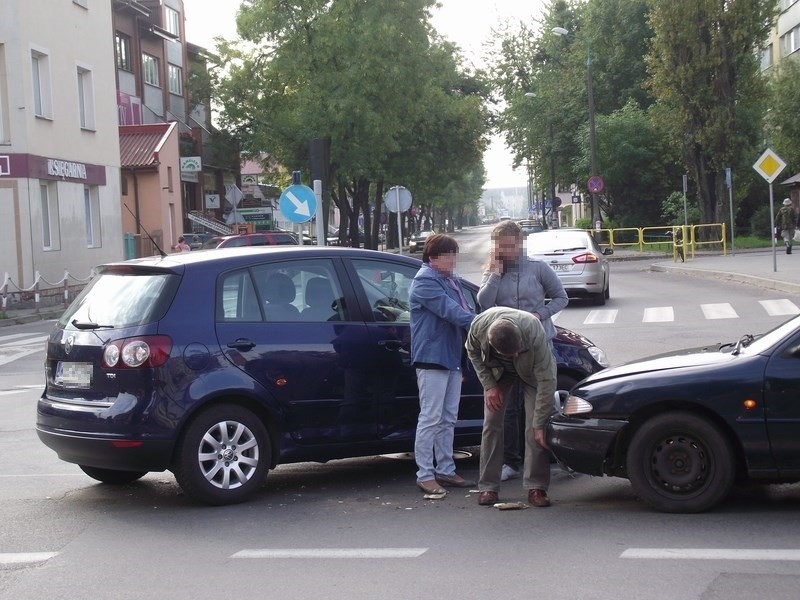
[604,280,610,300]
[173,404,271,505]
[79,466,148,484]
[626,411,735,513]
[592,289,606,306]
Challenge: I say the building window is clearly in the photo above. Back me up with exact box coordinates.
[41,182,60,250]
[760,44,773,70]
[781,25,800,57]
[168,64,182,95]
[142,53,159,86]
[165,6,180,36]
[84,185,101,247]
[77,65,95,130]
[31,48,53,118]
[115,33,131,71]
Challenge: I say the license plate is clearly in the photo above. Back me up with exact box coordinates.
[551,264,571,272]
[55,362,93,388]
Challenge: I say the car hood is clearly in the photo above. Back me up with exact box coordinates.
[581,346,733,384]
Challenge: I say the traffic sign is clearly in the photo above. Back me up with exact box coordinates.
[587,175,605,194]
[753,148,786,183]
[279,184,317,223]
[384,185,412,213]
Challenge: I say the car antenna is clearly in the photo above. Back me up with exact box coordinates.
[123,203,167,258]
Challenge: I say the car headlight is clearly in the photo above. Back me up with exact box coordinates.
[553,390,593,416]
[588,345,609,368]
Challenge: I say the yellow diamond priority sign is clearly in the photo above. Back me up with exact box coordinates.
[753,148,786,183]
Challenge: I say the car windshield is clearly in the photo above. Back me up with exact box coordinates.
[732,313,800,356]
[527,231,589,253]
[59,271,179,329]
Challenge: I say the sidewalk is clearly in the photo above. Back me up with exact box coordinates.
[2,246,798,328]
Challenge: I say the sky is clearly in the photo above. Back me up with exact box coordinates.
[182,0,546,189]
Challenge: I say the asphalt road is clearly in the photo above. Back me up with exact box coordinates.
[1,242,799,599]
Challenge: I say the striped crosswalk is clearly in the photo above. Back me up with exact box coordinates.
[552,298,799,326]
[0,333,49,368]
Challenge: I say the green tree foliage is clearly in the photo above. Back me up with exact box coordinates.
[765,59,800,173]
[646,0,774,228]
[212,0,488,248]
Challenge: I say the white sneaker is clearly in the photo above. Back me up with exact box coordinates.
[501,464,520,481]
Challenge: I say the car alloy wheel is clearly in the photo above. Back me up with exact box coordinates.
[173,404,271,505]
[626,411,734,513]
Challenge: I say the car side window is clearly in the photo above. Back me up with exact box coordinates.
[251,259,346,322]
[351,259,415,322]
[217,269,263,322]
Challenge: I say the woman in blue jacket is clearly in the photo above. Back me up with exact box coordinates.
[409,233,476,495]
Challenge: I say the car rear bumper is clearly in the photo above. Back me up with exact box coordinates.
[36,425,174,472]
[546,416,627,476]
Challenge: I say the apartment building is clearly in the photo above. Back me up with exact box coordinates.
[0,0,122,289]
[761,0,800,71]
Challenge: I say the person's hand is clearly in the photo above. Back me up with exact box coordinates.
[534,428,549,450]
[484,387,504,412]
[489,244,504,274]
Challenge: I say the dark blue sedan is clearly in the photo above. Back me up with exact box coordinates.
[548,316,800,513]
[37,247,607,505]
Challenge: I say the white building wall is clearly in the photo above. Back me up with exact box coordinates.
[0,0,123,291]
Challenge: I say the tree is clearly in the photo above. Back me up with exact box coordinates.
[765,58,800,174]
[646,0,775,228]
[213,0,488,248]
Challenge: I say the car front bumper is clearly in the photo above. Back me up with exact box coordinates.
[546,416,627,476]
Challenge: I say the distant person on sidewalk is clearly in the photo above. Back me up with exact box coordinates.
[777,198,797,255]
[476,220,567,483]
[409,233,476,496]
[466,307,557,508]
[172,236,191,252]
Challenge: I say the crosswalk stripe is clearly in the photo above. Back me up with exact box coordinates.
[700,303,738,319]
[583,309,618,325]
[759,299,800,316]
[642,307,674,322]
[0,334,48,348]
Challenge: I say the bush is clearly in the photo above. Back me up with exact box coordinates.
[749,204,774,237]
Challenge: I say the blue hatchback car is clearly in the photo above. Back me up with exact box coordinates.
[37,247,607,505]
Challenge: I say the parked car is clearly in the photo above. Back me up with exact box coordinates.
[408,230,434,253]
[515,219,545,236]
[181,232,214,250]
[37,247,608,505]
[548,315,800,513]
[201,232,298,249]
[527,228,612,305]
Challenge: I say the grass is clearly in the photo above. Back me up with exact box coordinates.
[732,235,773,249]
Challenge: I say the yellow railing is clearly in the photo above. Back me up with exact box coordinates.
[590,223,726,261]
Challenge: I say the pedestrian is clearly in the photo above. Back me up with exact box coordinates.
[776,198,797,255]
[476,220,567,482]
[409,233,476,495]
[172,236,191,252]
[671,226,685,263]
[466,306,557,507]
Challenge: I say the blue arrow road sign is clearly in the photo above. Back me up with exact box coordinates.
[279,184,317,223]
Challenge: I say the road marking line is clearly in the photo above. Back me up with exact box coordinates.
[0,552,58,565]
[0,473,85,478]
[0,335,48,348]
[701,303,738,319]
[583,310,618,325]
[231,548,428,559]
[642,307,674,322]
[759,299,800,316]
[0,346,45,368]
[620,548,800,561]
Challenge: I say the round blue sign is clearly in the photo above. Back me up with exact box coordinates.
[279,184,317,223]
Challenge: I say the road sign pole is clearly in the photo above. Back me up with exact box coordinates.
[396,187,403,255]
[314,179,324,246]
[769,182,777,273]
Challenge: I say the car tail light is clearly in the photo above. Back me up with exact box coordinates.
[102,335,172,368]
[572,252,599,264]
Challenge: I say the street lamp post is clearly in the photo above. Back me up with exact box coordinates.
[553,27,601,228]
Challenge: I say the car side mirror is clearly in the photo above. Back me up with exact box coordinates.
[602,248,614,255]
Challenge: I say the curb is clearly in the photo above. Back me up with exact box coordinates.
[649,263,800,295]
[0,308,64,328]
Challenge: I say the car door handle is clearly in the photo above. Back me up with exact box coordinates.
[378,339,403,351]
[227,338,256,351]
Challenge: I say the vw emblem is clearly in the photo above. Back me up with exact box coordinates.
[65,335,75,355]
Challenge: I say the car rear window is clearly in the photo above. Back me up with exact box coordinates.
[527,232,589,253]
[59,271,180,329]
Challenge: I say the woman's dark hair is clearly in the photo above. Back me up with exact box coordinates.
[422,233,459,263]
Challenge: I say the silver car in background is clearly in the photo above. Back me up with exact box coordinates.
[526,229,612,305]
